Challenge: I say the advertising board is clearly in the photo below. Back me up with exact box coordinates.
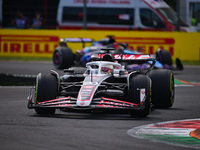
[0,29,200,61]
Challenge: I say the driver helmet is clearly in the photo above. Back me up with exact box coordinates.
[101,65,113,74]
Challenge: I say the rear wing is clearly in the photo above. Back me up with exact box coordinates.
[60,38,94,48]
[95,53,155,64]
[97,54,151,61]
[93,48,153,62]
[91,52,156,73]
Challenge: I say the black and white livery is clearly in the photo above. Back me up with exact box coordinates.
[28,49,175,117]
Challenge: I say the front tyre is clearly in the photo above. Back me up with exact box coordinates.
[35,73,57,114]
[129,75,151,117]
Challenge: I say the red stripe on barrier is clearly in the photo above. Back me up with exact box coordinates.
[114,37,175,45]
[0,35,59,42]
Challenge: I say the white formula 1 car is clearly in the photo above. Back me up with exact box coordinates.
[28,48,174,117]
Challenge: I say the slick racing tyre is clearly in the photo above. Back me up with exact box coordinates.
[148,69,174,108]
[129,75,151,117]
[53,46,74,69]
[156,50,172,66]
[35,73,57,114]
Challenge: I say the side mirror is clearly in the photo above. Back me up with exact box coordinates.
[85,70,90,74]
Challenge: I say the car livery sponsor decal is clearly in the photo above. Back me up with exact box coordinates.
[128,119,200,149]
[97,54,150,60]
[77,85,96,102]
[115,54,150,60]
[140,88,146,103]
[77,75,110,107]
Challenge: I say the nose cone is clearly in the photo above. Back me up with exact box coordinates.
[77,100,91,107]
[76,85,96,107]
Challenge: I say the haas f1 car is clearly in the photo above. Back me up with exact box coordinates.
[28,49,175,117]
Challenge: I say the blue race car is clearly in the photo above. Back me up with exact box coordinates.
[53,36,183,70]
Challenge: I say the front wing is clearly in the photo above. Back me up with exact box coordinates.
[27,87,141,111]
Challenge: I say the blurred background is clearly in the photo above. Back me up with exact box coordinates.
[0,0,200,63]
[0,0,200,31]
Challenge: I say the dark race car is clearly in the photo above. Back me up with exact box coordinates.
[28,49,175,118]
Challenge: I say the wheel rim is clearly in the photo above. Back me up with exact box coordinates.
[53,51,60,64]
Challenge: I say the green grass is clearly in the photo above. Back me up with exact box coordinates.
[0,56,200,65]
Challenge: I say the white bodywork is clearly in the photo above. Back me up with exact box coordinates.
[77,61,123,107]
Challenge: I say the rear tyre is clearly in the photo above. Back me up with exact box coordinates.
[148,69,174,108]
[129,75,151,117]
[53,46,74,69]
[156,50,172,66]
[35,73,57,114]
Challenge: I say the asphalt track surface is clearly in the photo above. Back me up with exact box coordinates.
[0,60,200,150]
